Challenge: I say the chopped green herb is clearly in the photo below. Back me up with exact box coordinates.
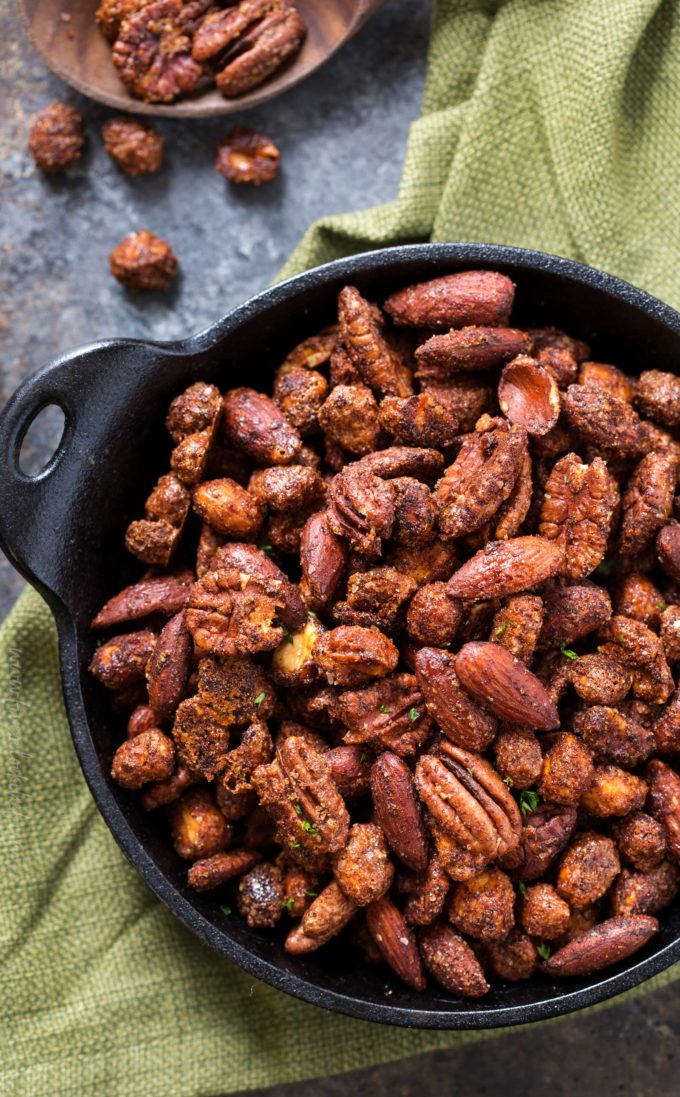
[300,819,319,837]
[594,559,614,576]
[219,904,232,917]
[408,707,420,722]
[466,767,474,777]
[360,751,370,763]
[518,882,528,897]
[281,623,294,644]
[528,585,539,594]
[659,600,668,612]
[560,644,578,660]
[519,789,541,816]
[259,544,273,554]
[307,610,318,619]
[590,929,599,937]
[305,890,318,898]
[536,942,551,961]
[282,897,295,912]
[379,704,392,714]
[494,624,507,637]
[503,775,514,787]
[289,840,301,849]
[294,802,303,816]
[254,692,266,706]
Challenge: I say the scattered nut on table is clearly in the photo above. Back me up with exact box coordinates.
[102,116,164,175]
[29,102,85,174]
[91,266,680,996]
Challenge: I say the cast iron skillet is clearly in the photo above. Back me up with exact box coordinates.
[2,243,680,1029]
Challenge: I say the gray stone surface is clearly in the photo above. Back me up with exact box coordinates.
[0,0,430,617]
[4,4,680,1095]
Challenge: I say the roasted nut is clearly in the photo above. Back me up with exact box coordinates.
[580,764,647,817]
[326,744,372,798]
[339,673,430,758]
[569,654,632,706]
[498,355,560,436]
[434,417,527,539]
[90,629,156,690]
[539,732,594,806]
[146,610,192,719]
[489,594,543,665]
[557,832,621,907]
[493,728,542,790]
[388,478,437,546]
[418,922,489,997]
[314,625,398,688]
[414,646,496,751]
[579,360,635,402]
[407,583,461,648]
[186,566,284,657]
[613,810,667,872]
[542,915,658,977]
[169,787,232,860]
[285,881,357,954]
[327,463,395,556]
[384,270,515,330]
[484,927,537,982]
[92,571,193,629]
[661,606,680,664]
[273,367,328,436]
[448,868,515,942]
[96,0,150,41]
[519,883,570,940]
[172,695,231,780]
[141,762,200,810]
[111,727,175,789]
[216,126,280,184]
[415,742,522,874]
[188,848,262,891]
[635,370,680,427]
[197,656,274,725]
[646,759,680,863]
[387,538,458,587]
[619,451,677,557]
[237,862,284,928]
[127,703,157,739]
[447,536,564,601]
[563,384,653,459]
[539,452,618,578]
[370,751,429,871]
[110,229,178,291]
[192,478,263,539]
[600,615,674,704]
[216,723,273,807]
[611,571,667,633]
[657,524,680,581]
[415,326,529,374]
[278,858,318,918]
[125,473,191,566]
[574,705,654,768]
[365,895,425,990]
[299,510,347,609]
[317,384,381,455]
[250,466,324,514]
[334,566,417,634]
[223,387,301,466]
[269,615,322,687]
[112,0,203,102]
[338,286,412,398]
[29,101,85,174]
[610,861,679,917]
[403,856,451,926]
[167,381,222,486]
[653,687,680,755]
[379,393,459,449]
[102,117,163,175]
[252,736,349,865]
[528,327,589,387]
[333,823,394,906]
[356,445,444,483]
[538,582,612,648]
[194,0,306,98]
[417,375,496,432]
[455,641,560,731]
[511,803,577,882]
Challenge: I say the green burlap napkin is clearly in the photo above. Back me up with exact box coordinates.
[4,1,680,1094]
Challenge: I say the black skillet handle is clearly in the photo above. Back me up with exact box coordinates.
[0,339,161,609]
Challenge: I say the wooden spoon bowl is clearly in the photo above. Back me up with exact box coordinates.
[17,0,390,118]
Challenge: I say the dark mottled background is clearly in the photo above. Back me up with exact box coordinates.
[2,1,680,1092]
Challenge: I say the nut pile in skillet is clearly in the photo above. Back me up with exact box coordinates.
[90,268,680,995]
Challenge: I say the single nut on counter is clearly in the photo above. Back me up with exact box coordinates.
[110,229,178,291]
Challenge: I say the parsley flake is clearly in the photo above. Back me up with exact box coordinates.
[254,692,266,706]
[519,789,541,816]
[560,644,578,660]
[594,559,614,576]
[536,942,552,961]
[219,904,232,917]
[408,707,420,722]
[659,600,668,612]
[300,819,319,837]
[282,897,295,912]
[360,751,370,763]
[281,624,294,645]
[289,840,301,849]
[305,890,318,898]
[494,624,507,637]
[379,704,392,713]
[518,882,528,897]
[259,543,273,554]
[294,803,303,816]
[466,767,474,777]
[503,775,514,787]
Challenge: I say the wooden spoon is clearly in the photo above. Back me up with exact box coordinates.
[17,0,391,118]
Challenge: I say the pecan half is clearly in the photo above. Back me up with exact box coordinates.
[327,464,395,555]
[338,286,412,398]
[193,0,306,98]
[539,452,619,579]
[338,673,431,758]
[646,759,680,863]
[434,417,527,539]
[112,0,202,104]
[619,451,677,557]
[188,848,262,891]
[314,625,398,688]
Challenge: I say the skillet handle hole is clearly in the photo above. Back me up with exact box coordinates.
[17,403,67,478]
